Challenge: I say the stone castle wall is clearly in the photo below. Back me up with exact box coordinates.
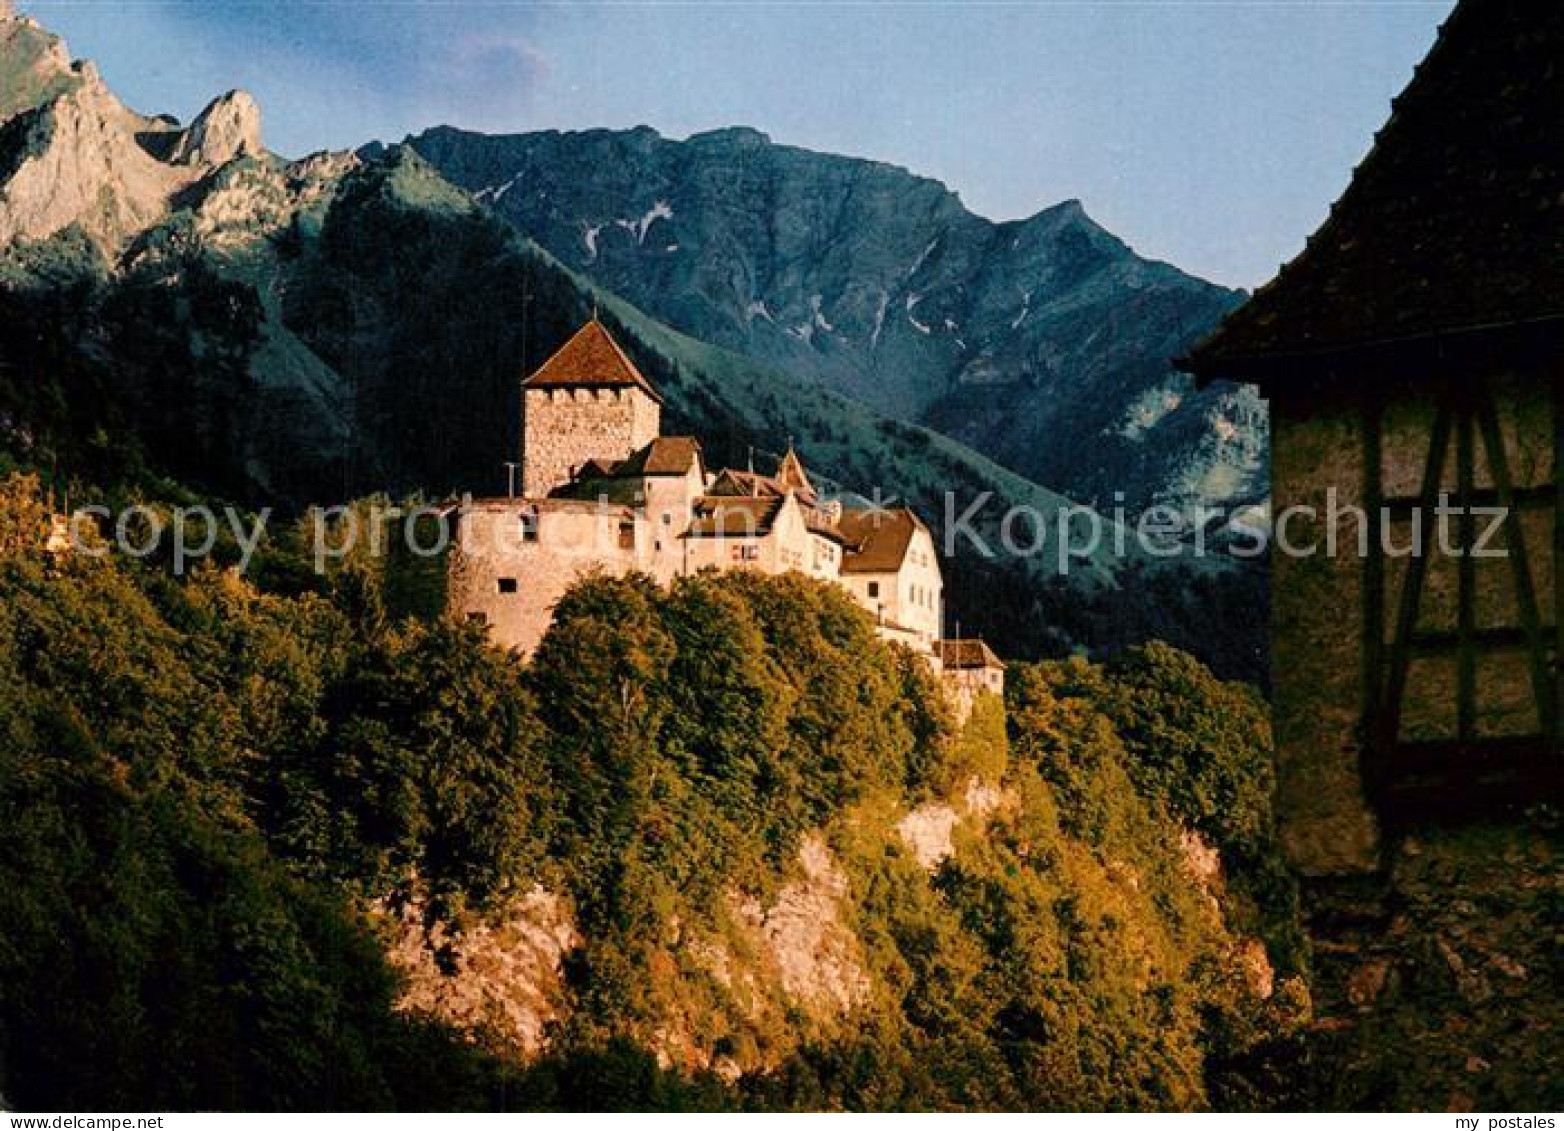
[447,502,648,657]
[521,386,661,497]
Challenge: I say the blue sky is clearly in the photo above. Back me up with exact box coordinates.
[29,1,1452,287]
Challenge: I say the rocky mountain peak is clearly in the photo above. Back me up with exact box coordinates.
[0,5,274,260]
[0,69,188,252]
[687,125,772,148]
[0,9,79,122]
[169,89,261,167]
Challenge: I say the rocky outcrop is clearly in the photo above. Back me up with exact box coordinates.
[896,774,1016,870]
[380,886,579,1055]
[737,835,870,1016]
[0,72,187,251]
[378,835,872,1069]
[897,803,960,870]
[168,89,262,168]
[0,18,267,256]
[0,11,79,122]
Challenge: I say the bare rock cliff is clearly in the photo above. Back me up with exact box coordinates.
[168,89,262,168]
[0,17,268,254]
[0,72,185,250]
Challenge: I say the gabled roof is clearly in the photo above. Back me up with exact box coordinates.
[707,450,820,505]
[839,507,927,574]
[612,436,703,478]
[548,438,704,503]
[523,319,664,403]
[1182,0,1564,382]
[775,445,815,497]
[938,639,1005,671]
[803,508,850,545]
[682,495,784,538]
[707,468,780,498]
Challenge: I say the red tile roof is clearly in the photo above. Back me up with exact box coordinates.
[706,469,780,498]
[612,436,703,478]
[523,319,664,403]
[707,452,819,506]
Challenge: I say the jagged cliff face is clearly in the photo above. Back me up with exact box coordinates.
[380,777,1287,1086]
[0,12,268,256]
[408,125,1266,512]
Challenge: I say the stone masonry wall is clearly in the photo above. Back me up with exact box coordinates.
[1269,390,1380,877]
[448,502,647,657]
[521,386,661,498]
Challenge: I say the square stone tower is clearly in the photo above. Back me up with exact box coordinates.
[521,319,664,497]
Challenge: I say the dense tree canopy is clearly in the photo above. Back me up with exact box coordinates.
[0,472,1302,1110]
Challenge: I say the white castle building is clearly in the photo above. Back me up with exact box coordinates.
[446,319,1001,688]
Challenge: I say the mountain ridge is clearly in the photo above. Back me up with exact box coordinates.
[0,10,1265,678]
[404,122,1266,514]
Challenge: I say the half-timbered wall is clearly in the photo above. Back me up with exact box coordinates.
[1271,368,1560,877]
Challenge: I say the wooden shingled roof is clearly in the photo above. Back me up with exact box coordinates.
[523,319,665,403]
[1182,0,1564,382]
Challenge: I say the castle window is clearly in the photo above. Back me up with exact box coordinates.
[868,581,880,599]
[497,578,518,595]
[618,520,636,550]
[662,512,672,525]
[520,512,538,542]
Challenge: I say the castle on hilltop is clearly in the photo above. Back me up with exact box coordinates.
[445,319,1003,692]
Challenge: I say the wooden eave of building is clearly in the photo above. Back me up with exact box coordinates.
[1180,0,1564,390]
[1180,313,1564,390]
